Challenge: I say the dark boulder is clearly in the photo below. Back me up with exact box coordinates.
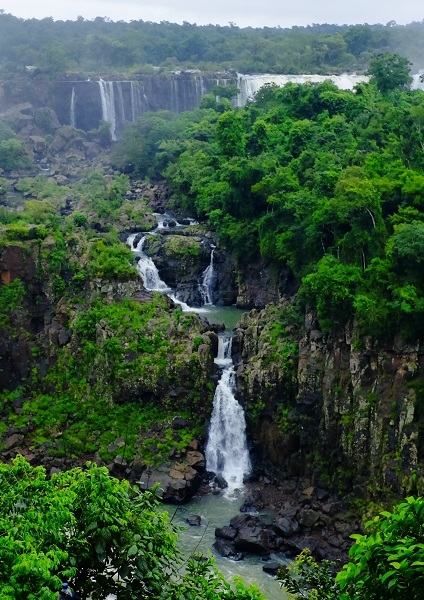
[186,514,201,526]
[215,526,237,541]
[213,538,244,561]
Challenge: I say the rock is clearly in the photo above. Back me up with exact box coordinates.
[213,539,244,561]
[214,474,228,489]
[273,517,300,537]
[171,417,188,430]
[185,450,205,469]
[240,489,264,513]
[5,433,24,450]
[297,508,320,528]
[215,526,237,541]
[262,561,281,576]
[186,514,201,526]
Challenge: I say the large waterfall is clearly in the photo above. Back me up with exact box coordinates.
[235,72,369,106]
[205,336,251,492]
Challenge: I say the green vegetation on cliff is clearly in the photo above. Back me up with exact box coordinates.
[0,171,214,465]
[115,57,424,340]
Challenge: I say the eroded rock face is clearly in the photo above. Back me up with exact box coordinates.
[236,303,424,495]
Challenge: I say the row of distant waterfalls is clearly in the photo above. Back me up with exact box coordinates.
[127,215,250,492]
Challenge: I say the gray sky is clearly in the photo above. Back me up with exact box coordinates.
[0,0,423,27]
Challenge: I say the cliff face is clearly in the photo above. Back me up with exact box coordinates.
[0,73,235,135]
[235,303,424,497]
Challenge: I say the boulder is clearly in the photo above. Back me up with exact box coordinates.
[213,539,244,561]
[186,514,201,526]
[273,516,300,537]
[215,526,237,541]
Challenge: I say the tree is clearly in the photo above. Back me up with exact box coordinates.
[337,497,424,599]
[0,457,178,600]
[367,53,412,93]
[0,457,264,600]
[0,139,32,171]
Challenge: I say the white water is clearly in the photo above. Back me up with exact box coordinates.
[98,79,117,141]
[236,72,369,106]
[70,86,76,128]
[199,247,215,305]
[129,233,171,292]
[206,337,251,494]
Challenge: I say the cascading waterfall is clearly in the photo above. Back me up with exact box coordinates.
[206,336,251,492]
[199,247,215,305]
[98,79,117,141]
[129,234,171,292]
[127,223,250,493]
[70,86,76,128]
[235,72,369,106]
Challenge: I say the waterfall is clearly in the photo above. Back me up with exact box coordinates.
[98,79,117,141]
[129,234,171,292]
[206,336,251,492]
[70,86,76,128]
[235,72,369,107]
[199,247,215,306]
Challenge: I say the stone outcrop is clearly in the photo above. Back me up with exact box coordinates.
[235,302,424,496]
[214,480,358,564]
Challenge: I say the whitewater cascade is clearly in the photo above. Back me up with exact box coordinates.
[98,79,117,141]
[199,247,215,305]
[70,86,76,129]
[206,336,251,492]
[235,72,370,106]
[129,234,171,292]
[127,223,251,491]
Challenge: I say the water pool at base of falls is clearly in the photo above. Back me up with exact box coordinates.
[164,494,290,600]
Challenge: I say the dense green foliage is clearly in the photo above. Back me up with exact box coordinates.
[0,12,424,74]
[114,63,424,338]
[0,457,264,600]
[278,549,339,599]
[337,497,424,599]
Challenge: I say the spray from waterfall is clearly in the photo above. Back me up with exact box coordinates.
[205,337,251,493]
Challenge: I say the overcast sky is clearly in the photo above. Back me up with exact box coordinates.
[0,0,423,28]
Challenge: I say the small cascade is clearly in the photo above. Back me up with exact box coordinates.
[98,79,117,141]
[70,86,76,128]
[116,81,126,123]
[199,247,215,305]
[206,336,251,493]
[130,234,171,292]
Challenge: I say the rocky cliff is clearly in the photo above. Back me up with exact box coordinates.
[0,73,236,136]
[234,302,424,498]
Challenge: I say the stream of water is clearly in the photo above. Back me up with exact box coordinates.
[126,217,286,598]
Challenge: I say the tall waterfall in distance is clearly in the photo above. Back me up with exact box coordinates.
[235,73,370,107]
[199,247,215,306]
[206,336,251,493]
[98,79,117,141]
[70,86,76,128]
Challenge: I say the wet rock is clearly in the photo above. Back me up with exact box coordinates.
[273,517,300,537]
[215,526,237,541]
[262,561,281,576]
[186,514,201,526]
[213,539,244,561]
[214,474,228,489]
[240,489,264,513]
